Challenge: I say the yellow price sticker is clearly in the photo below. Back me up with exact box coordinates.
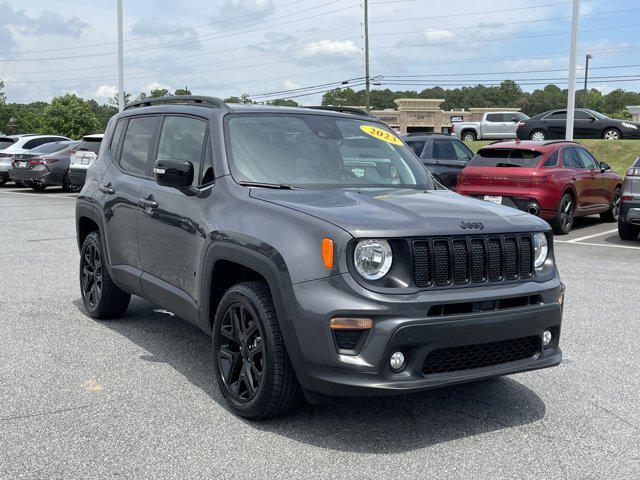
[360,125,403,145]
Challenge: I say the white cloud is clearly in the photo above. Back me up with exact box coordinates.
[500,58,555,72]
[423,29,456,43]
[145,82,172,93]
[129,17,201,50]
[95,85,117,98]
[283,79,300,90]
[302,39,359,56]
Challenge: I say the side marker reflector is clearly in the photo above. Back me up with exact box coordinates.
[322,237,334,269]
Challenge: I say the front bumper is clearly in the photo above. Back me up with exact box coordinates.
[284,273,563,397]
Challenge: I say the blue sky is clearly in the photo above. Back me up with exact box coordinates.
[1,0,639,105]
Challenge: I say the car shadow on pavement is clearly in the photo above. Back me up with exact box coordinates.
[75,297,546,454]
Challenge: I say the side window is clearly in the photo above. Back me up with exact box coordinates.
[562,147,583,169]
[576,148,599,170]
[452,141,471,161]
[574,110,591,120]
[24,138,49,149]
[405,140,425,157]
[433,140,455,160]
[119,116,159,176]
[109,120,125,156]
[542,150,559,167]
[201,139,214,185]
[545,111,567,120]
[156,116,207,186]
[485,113,502,122]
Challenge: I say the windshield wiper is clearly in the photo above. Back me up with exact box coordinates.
[238,181,297,189]
[495,162,524,168]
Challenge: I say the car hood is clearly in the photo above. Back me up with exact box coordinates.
[250,187,548,237]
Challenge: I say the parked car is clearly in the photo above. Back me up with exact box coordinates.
[9,140,81,192]
[68,134,104,188]
[0,134,57,186]
[618,155,640,240]
[457,140,623,234]
[451,112,530,141]
[516,109,640,141]
[76,96,563,419]
[401,133,473,189]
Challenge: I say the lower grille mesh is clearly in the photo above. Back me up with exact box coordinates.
[422,336,540,374]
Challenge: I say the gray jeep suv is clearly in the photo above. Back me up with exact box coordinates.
[75,96,564,419]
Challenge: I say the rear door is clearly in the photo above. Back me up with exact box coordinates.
[574,110,598,139]
[542,111,567,139]
[481,113,504,139]
[137,114,212,320]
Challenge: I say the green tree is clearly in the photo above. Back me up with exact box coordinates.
[42,94,100,138]
[109,91,131,107]
[174,87,191,96]
[224,93,254,104]
[15,102,48,133]
[0,79,5,105]
[149,88,169,98]
[266,98,299,106]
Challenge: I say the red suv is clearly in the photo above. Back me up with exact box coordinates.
[457,140,622,234]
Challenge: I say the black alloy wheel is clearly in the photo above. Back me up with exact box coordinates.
[218,302,264,403]
[81,242,103,309]
[553,193,574,235]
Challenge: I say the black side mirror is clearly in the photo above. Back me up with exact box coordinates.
[154,159,194,190]
[600,161,611,172]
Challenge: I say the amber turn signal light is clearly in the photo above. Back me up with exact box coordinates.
[330,317,373,330]
[322,238,334,269]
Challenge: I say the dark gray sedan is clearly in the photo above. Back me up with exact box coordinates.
[9,141,81,192]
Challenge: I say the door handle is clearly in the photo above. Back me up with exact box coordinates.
[99,184,115,194]
[138,197,158,209]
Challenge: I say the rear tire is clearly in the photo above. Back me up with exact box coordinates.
[530,130,547,141]
[618,220,640,241]
[63,173,81,193]
[461,131,477,142]
[0,179,6,187]
[80,231,130,319]
[552,193,575,235]
[600,186,621,222]
[212,281,300,420]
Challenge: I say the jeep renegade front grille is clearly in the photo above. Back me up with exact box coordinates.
[413,234,534,288]
[422,336,541,374]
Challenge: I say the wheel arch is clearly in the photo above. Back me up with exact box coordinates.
[460,128,478,140]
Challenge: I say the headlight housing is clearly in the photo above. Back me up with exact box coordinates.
[621,122,638,130]
[353,239,393,280]
[533,232,549,269]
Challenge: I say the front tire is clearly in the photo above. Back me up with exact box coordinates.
[461,131,477,142]
[530,130,547,141]
[618,220,640,241]
[552,193,575,235]
[212,281,300,420]
[80,231,130,319]
[600,186,621,222]
[603,128,621,140]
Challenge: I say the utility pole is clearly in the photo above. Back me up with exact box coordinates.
[117,0,124,112]
[565,0,580,141]
[364,0,370,112]
[583,53,592,109]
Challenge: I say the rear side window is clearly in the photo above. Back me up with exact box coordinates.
[405,140,425,157]
[452,141,472,160]
[542,150,559,167]
[0,138,16,149]
[23,138,53,149]
[77,139,102,154]
[119,116,159,176]
[545,111,567,120]
[110,121,125,156]
[433,140,455,160]
[561,147,583,169]
[157,116,207,186]
[30,142,72,155]
[469,148,543,168]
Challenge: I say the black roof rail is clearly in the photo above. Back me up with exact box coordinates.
[124,95,230,112]
[541,139,581,145]
[304,106,372,117]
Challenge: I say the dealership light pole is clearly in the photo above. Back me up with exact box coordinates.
[565,0,580,140]
[117,0,124,112]
[364,0,370,112]
[583,53,592,108]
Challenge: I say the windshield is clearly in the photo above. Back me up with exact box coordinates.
[469,148,543,168]
[226,114,434,189]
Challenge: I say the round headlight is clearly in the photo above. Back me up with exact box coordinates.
[353,239,393,280]
[533,232,548,268]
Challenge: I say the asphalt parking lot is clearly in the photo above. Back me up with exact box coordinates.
[1,185,639,479]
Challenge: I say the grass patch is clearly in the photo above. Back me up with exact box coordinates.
[466,140,640,175]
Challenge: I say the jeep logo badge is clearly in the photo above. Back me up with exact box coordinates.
[460,220,484,230]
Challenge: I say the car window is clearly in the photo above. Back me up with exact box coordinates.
[545,111,567,120]
[23,138,52,149]
[575,148,599,170]
[575,110,594,120]
[542,150,559,167]
[157,116,207,186]
[562,147,583,169]
[469,148,543,168]
[110,121,125,156]
[405,140,425,157]
[433,140,456,160]
[451,141,471,161]
[119,116,159,176]
[485,113,502,122]
[0,138,16,149]
[77,139,102,154]
[30,142,73,155]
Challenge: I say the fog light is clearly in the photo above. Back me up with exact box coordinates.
[542,330,552,347]
[390,351,405,371]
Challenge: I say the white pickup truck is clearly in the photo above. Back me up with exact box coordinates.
[451,111,530,141]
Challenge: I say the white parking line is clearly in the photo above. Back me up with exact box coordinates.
[0,191,76,199]
[568,229,618,243]
[556,240,640,250]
